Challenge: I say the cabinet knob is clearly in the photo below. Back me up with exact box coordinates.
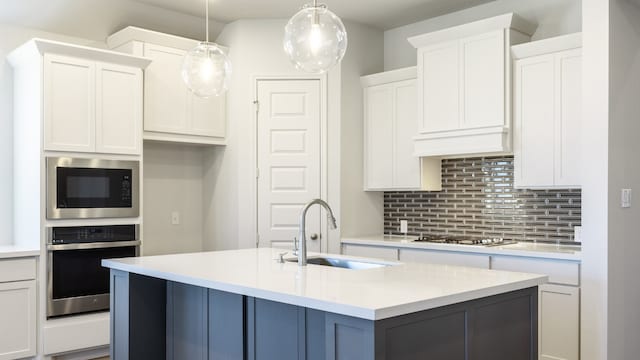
[310,233,319,241]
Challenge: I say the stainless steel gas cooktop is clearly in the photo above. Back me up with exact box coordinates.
[414,235,517,247]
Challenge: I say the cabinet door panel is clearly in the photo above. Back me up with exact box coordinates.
[143,44,188,133]
[189,92,226,138]
[461,31,505,129]
[95,63,142,155]
[539,284,579,360]
[399,248,490,268]
[44,54,95,152]
[513,55,555,188]
[393,80,420,189]
[250,298,304,360]
[364,84,393,189]
[167,282,207,360]
[0,280,36,359]
[555,50,582,187]
[419,41,459,133]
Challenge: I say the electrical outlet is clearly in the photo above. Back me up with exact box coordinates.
[171,211,180,225]
[400,220,408,234]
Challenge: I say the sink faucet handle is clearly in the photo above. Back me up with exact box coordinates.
[292,237,298,256]
[277,252,288,263]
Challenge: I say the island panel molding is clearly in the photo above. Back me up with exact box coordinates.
[108,269,539,360]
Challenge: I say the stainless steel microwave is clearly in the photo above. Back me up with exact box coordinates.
[46,157,140,219]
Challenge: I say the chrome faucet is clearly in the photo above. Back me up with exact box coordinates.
[295,199,337,266]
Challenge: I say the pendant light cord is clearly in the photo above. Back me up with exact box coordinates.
[205,0,209,43]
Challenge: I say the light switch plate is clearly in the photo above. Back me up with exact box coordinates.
[171,211,180,225]
[574,226,582,242]
[621,189,632,208]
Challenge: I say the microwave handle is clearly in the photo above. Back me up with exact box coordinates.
[47,240,141,251]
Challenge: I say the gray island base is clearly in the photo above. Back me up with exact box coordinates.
[110,270,538,360]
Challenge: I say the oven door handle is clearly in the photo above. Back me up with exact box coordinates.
[47,240,141,251]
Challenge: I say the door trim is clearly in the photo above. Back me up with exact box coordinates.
[251,75,329,252]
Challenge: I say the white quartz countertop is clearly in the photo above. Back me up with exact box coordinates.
[103,248,546,320]
[342,235,582,261]
[0,245,40,259]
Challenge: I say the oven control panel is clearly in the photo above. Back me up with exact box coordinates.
[50,224,138,244]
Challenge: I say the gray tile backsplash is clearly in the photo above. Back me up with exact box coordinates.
[384,156,581,244]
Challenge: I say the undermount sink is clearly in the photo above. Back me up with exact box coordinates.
[286,256,392,270]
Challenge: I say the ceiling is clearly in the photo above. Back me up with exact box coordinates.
[0,0,495,42]
[133,0,493,30]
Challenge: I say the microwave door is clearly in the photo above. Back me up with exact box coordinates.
[46,157,139,219]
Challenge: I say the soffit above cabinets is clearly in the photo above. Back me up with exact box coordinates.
[132,0,494,30]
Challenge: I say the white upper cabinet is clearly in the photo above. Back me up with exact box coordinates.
[44,55,143,155]
[9,39,149,156]
[361,67,441,191]
[95,62,143,155]
[143,44,189,134]
[408,13,536,157]
[107,27,227,145]
[43,54,96,153]
[513,33,582,188]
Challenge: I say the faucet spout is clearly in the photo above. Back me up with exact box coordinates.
[297,199,337,266]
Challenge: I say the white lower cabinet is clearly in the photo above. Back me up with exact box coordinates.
[538,284,580,360]
[399,248,490,269]
[0,258,37,360]
[341,244,398,261]
[491,255,580,360]
[107,27,227,145]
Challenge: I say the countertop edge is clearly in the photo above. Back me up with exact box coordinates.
[0,247,41,259]
[341,237,582,261]
[103,258,547,321]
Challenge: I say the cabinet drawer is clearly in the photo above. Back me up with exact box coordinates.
[491,256,579,286]
[0,258,36,283]
[400,249,490,269]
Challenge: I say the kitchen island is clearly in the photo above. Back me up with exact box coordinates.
[103,248,546,360]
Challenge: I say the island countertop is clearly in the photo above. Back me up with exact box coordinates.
[102,248,546,320]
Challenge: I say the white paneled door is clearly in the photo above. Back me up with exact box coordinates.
[257,79,322,251]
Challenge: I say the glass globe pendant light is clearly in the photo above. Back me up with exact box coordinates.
[283,0,348,73]
[181,0,231,98]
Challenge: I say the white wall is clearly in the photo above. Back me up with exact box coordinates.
[580,0,609,358]
[0,23,97,246]
[142,142,206,256]
[383,0,582,70]
[203,19,383,253]
[204,19,326,251]
[606,0,640,358]
[339,22,385,244]
[582,0,640,358]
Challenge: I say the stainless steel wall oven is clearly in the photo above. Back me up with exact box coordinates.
[46,157,140,219]
[47,224,139,318]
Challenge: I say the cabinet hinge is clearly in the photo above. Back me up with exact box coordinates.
[256,233,260,248]
[256,168,260,179]
[253,100,260,113]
